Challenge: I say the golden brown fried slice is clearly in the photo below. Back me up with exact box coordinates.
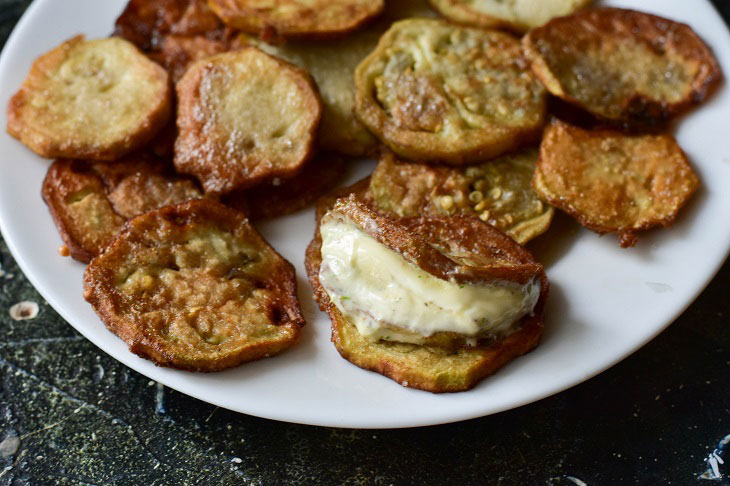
[523,8,722,127]
[208,0,385,39]
[305,195,547,392]
[175,48,322,195]
[223,154,345,220]
[369,149,553,245]
[249,34,379,156]
[42,155,204,263]
[113,0,229,48]
[428,0,592,33]
[354,19,546,165]
[114,0,236,83]
[84,200,304,372]
[247,0,436,156]
[42,160,126,263]
[533,120,700,247]
[330,307,544,392]
[7,36,171,161]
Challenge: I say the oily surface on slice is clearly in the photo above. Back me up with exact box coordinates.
[114,0,227,50]
[523,8,722,126]
[369,149,553,244]
[354,18,546,165]
[533,120,700,247]
[42,154,204,263]
[305,195,547,392]
[83,200,304,372]
[8,36,171,160]
[208,0,385,39]
[247,0,437,156]
[428,0,592,32]
[114,0,237,83]
[223,154,345,220]
[175,47,322,195]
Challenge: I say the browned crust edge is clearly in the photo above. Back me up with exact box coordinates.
[41,160,108,263]
[207,0,386,40]
[426,0,531,34]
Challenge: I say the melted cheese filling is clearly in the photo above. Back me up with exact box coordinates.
[318,215,540,344]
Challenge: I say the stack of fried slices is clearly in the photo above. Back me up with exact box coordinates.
[6,0,721,391]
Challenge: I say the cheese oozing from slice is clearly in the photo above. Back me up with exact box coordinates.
[318,214,540,344]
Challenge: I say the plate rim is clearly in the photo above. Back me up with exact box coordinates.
[1,0,729,429]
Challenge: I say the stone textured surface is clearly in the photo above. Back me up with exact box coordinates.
[1,1,730,484]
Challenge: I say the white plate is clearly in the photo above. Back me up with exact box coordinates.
[1,0,729,429]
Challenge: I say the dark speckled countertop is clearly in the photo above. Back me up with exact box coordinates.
[2,2,730,485]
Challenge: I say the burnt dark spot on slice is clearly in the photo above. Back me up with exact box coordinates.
[171,214,189,226]
[269,306,285,325]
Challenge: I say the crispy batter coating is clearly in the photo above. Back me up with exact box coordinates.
[42,154,204,263]
[42,160,125,263]
[7,36,171,160]
[369,149,553,245]
[208,0,385,39]
[84,200,304,371]
[533,120,700,247]
[114,0,238,83]
[428,0,592,33]
[223,154,345,220]
[174,48,322,195]
[248,0,436,156]
[305,195,547,392]
[354,19,546,165]
[523,8,722,127]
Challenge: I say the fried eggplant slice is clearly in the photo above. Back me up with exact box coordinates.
[428,0,592,33]
[250,33,379,156]
[248,0,436,156]
[305,195,547,392]
[533,120,700,248]
[42,155,204,263]
[523,8,722,127]
[114,0,226,49]
[223,154,345,220]
[354,19,546,165]
[369,149,553,245]
[42,160,125,263]
[175,47,322,195]
[7,36,171,161]
[208,0,385,39]
[114,0,236,83]
[84,200,304,372]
